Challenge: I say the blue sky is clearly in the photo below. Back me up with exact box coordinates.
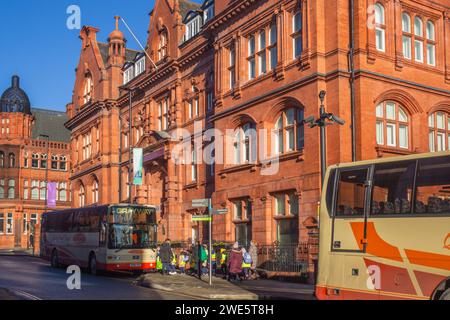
[0,0,200,112]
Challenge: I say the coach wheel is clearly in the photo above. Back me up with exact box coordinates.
[440,288,450,300]
[51,250,59,268]
[89,253,97,276]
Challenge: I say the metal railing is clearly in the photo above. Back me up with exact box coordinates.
[257,242,310,274]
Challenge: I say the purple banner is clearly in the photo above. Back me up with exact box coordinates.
[47,182,57,208]
[143,147,164,163]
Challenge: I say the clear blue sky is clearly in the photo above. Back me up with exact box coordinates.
[0,0,194,112]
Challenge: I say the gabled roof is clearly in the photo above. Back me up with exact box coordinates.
[179,0,202,20]
[31,108,71,142]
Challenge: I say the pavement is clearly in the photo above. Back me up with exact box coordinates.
[137,273,315,300]
[0,248,36,257]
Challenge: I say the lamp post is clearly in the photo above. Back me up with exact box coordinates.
[303,91,346,184]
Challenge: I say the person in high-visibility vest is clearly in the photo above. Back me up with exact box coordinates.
[220,248,228,278]
[242,248,252,280]
[211,248,217,276]
[178,250,188,274]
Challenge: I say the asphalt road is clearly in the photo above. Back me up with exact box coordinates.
[0,255,195,300]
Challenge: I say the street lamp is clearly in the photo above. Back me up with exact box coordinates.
[303,91,346,184]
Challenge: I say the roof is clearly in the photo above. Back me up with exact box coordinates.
[179,0,202,20]
[0,76,31,115]
[31,108,71,142]
[97,42,141,65]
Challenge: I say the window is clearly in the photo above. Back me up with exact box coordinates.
[24,152,28,168]
[206,91,214,112]
[92,180,99,203]
[9,153,15,168]
[40,154,48,169]
[0,179,4,199]
[274,192,299,216]
[402,13,412,59]
[0,214,3,234]
[82,133,92,160]
[123,66,134,84]
[426,21,436,66]
[32,153,39,168]
[8,179,15,199]
[414,156,450,215]
[414,17,424,63]
[203,3,214,23]
[23,180,29,200]
[60,156,67,171]
[158,98,169,131]
[158,31,168,61]
[336,168,368,216]
[292,12,302,58]
[371,161,416,215]
[191,149,198,182]
[233,199,252,247]
[248,36,256,80]
[135,57,145,76]
[188,97,199,119]
[30,214,38,233]
[233,123,256,165]
[40,181,47,200]
[23,213,28,234]
[257,30,267,76]
[83,73,93,104]
[374,3,386,52]
[6,213,13,234]
[59,183,67,202]
[276,219,299,245]
[273,108,304,155]
[376,102,409,149]
[185,15,202,41]
[228,46,236,89]
[269,23,278,70]
[31,180,39,200]
[0,151,4,167]
[51,155,58,170]
[79,184,85,207]
[429,112,450,152]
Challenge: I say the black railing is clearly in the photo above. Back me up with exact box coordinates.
[257,242,309,274]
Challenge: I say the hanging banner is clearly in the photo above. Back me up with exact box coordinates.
[133,148,144,186]
[47,182,57,208]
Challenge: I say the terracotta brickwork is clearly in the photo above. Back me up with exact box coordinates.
[67,0,450,270]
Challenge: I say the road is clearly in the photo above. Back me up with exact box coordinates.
[0,255,195,300]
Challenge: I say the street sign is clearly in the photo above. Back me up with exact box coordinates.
[192,199,210,208]
[191,215,212,222]
[212,209,228,215]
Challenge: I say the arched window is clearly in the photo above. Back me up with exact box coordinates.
[428,111,450,152]
[92,179,99,204]
[31,153,39,168]
[31,180,39,200]
[39,181,47,200]
[8,153,15,168]
[402,13,412,59]
[8,179,15,199]
[273,108,305,155]
[426,21,436,66]
[78,184,85,207]
[414,16,424,63]
[233,123,257,165]
[158,30,168,61]
[83,73,93,105]
[0,151,4,167]
[60,156,67,171]
[374,3,386,52]
[376,101,410,149]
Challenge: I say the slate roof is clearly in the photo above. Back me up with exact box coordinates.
[31,108,71,143]
[179,0,202,20]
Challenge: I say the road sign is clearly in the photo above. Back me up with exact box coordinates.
[192,199,210,208]
[191,215,212,222]
[212,209,228,215]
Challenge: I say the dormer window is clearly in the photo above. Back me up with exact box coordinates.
[135,57,145,76]
[83,73,93,104]
[123,65,134,84]
[185,14,202,42]
[203,0,214,24]
[158,31,168,61]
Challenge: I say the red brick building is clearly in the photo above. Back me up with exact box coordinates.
[0,76,71,250]
[67,0,450,262]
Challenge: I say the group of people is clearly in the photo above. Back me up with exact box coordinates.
[155,239,259,282]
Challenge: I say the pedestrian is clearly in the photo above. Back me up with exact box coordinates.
[220,248,228,278]
[249,240,259,280]
[160,239,176,275]
[227,242,243,282]
[201,244,208,276]
[242,248,252,280]
[211,247,217,276]
[156,246,163,274]
[178,250,188,274]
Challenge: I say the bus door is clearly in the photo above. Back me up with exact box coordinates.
[331,166,372,253]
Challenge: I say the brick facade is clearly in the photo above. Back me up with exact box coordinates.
[67,0,450,275]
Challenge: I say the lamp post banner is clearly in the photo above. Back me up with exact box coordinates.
[47,182,57,208]
[133,148,144,186]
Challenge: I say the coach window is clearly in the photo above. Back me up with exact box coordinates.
[414,156,450,215]
[335,168,368,216]
[371,161,416,215]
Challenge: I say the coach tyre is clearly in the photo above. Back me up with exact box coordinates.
[89,253,97,275]
[51,249,59,268]
[440,288,450,300]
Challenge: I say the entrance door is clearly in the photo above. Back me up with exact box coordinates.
[331,166,371,252]
[14,218,22,248]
